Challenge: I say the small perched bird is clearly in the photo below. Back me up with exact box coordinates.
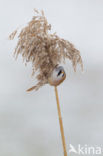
[10,9,83,91]
[48,65,66,86]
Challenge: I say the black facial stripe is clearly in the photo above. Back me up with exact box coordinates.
[57,70,62,76]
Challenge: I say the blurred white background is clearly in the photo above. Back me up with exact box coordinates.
[0,0,103,155]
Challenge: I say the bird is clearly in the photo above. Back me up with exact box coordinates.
[9,9,83,91]
[48,65,66,86]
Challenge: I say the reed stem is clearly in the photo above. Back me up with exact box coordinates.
[54,86,67,156]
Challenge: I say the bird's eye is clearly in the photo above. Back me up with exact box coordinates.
[57,70,62,76]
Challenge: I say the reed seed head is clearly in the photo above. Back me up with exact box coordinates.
[9,9,83,91]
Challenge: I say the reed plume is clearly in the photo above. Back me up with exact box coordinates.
[9,9,83,90]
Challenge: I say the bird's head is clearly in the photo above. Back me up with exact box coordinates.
[48,65,66,86]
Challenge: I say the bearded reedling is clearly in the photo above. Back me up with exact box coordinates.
[9,9,83,156]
